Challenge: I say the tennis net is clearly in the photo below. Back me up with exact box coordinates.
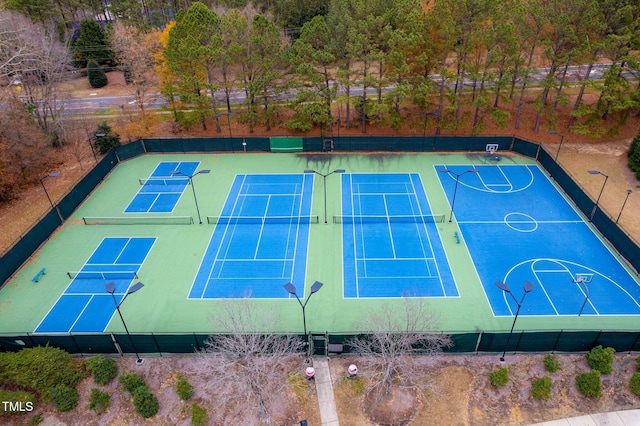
[83,216,194,225]
[138,177,190,186]
[67,271,139,280]
[207,215,320,225]
[333,214,446,224]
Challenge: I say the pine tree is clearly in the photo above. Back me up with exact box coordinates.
[87,59,108,88]
[74,19,114,66]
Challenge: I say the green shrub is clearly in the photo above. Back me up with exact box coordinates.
[87,59,108,88]
[0,346,86,402]
[586,345,615,374]
[489,367,509,387]
[543,354,561,373]
[119,371,147,394]
[93,122,120,154]
[132,386,159,418]
[86,356,117,385]
[89,388,111,414]
[191,402,208,426]
[628,133,640,180]
[49,384,78,412]
[630,373,640,396]
[636,356,640,372]
[575,371,602,397]
[175,374,194,401]
[530,376,552,400]
[0,390,36,415]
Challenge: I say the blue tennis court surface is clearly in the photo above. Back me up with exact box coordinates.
[34,237,155,333]
[341,173,456,298]
[124,161,199,213]
[437,164,640,316]
[189,174,314,299]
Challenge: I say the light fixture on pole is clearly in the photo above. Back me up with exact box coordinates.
[39,172,63,222]
[105,281,145,365]
[495,280,534,362]
[547,130,564,161]
[587,170,608,222]
[616,189,632,224]
[438,168,479,222]
[304,169,345,224]
[170,169,210,224]
[283,281,323,357]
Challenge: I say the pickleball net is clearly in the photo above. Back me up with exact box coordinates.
[66,271,139,280]
[83,216,195,225]
[207,215,320,225]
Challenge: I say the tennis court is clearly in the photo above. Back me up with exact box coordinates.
[189,173,315,299]
[1,152,640,343]
[340,173,456,298]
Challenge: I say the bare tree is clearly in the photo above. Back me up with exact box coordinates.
[109,22,160,116]
[347,296,452,397]
[0,11,72,142]
[57,115,101,171]
[0,94,53,201]
[197,298,305,424]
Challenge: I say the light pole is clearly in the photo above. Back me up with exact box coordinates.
[575,276,590,316]
[419,111,440,150]
[439,168,479,222]
[616,189,633,223]
[495,280,534,362]
[215,112,235,139]
[39,172,63,222]
[284,281,323,358]
[105,281,145,365]
[547,130,564,162]
[170,169,210,224]
[304,169,345,224]
[88,133,105,164]
[588,170,608,222]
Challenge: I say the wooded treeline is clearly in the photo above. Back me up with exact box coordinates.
[1,0,640,199]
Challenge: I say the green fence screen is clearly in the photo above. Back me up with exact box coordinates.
[2,135,640,356]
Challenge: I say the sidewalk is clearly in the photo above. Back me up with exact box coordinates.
[312,357,339,425]
[529,409,640,425]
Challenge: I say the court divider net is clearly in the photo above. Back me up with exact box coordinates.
[333,214,446,224]
[83,216,194,225]
[207,215,320,225]
[138,177,190,186]
[66,271,139,280]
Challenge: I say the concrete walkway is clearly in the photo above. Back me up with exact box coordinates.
[528,409,640,425]
[312,357,340,425]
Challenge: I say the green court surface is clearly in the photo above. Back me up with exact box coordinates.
[1,152,639,339]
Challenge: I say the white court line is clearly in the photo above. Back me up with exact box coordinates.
[382,194,397,258]
[287,179,308,287]
[409,174,447,296]
[253,195,271,259]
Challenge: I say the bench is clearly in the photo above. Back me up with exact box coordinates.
[31,268,46,283]
[454,232,460,244]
